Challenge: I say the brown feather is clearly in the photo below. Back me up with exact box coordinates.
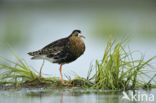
[40,38,67,55]
[28,38,68,56]
[68,35,85,58]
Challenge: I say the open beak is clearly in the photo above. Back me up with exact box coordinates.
[79,34,86,39]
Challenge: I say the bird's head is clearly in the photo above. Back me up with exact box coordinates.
[69,30,85,39]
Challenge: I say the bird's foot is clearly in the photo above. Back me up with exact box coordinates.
[62,82,72,86]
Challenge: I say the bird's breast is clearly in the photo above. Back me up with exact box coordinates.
[69,37,85,58]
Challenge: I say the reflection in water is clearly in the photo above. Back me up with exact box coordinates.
[96,91,120,103]
[60,93,64,103]
[0,89,155,103]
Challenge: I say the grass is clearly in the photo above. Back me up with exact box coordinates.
[0,50,39,86]
[0,38,156,90]
[89,37,156,90]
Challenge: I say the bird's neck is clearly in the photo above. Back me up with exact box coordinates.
[69,37,85,57]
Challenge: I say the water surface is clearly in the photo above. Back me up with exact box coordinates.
[0,89,156,103]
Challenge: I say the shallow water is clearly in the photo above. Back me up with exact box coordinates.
[0,88,156,103]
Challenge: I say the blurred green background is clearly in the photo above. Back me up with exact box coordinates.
[0,0,156,78]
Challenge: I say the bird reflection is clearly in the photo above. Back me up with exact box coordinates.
[60,93,64,103]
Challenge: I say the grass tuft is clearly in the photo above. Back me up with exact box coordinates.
[0,51,39,86]
[89,37,156,90]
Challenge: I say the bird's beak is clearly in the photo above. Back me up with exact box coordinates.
[79,34,86,39]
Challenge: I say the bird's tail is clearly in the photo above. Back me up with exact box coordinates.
[28,50,44,60]
[27,50,41,56]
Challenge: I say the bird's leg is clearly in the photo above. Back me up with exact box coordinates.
[39,60,45,79]
[59,64,71,86]
[59,64,65,84]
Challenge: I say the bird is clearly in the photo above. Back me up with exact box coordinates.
[28,30,85,85]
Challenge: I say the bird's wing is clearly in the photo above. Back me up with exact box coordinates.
[40,38,69,56]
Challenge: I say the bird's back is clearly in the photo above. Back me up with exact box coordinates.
[28,37,68,62]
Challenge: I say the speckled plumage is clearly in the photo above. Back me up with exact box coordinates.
[28,30,85,65]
